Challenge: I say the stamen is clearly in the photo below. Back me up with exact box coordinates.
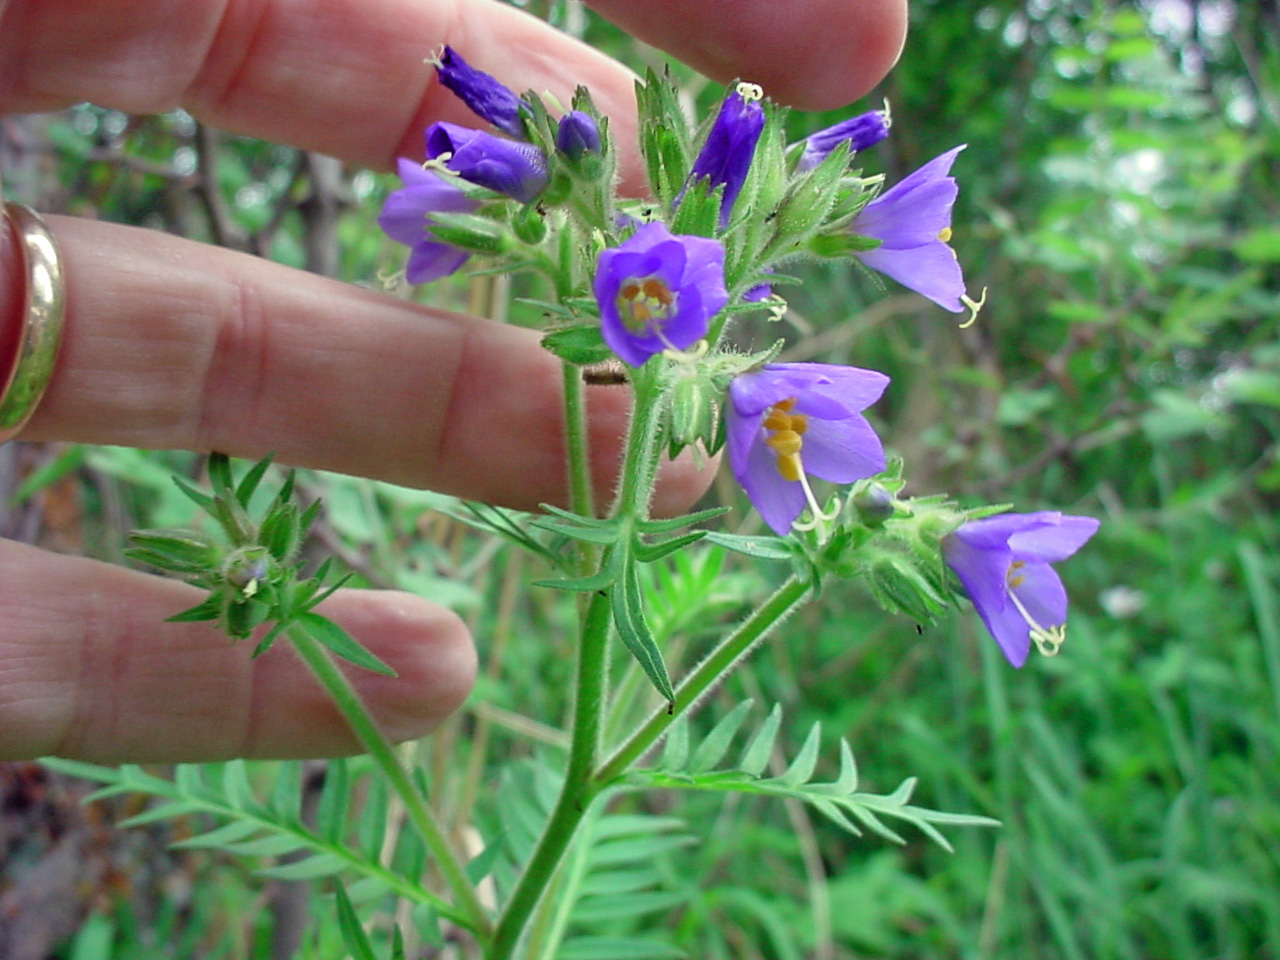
[1007,589,1067,658]
[736,82,765,102]
[938,226,953,243]
[661,338,709,363]
[958,287,988,330]
[422,155,461,177]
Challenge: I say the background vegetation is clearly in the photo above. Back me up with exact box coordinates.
[2,0,1278,957]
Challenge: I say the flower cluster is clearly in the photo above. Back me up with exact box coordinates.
[377,63,1098,668]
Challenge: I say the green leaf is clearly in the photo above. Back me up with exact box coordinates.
[703,531,793,561]
[297,612,396,676]
[333,883,379,960]
[559,936,685,960]
[317,758,351,844]
[611,556,675,702]
[738,703,782,777]
[257,852,346,881]
[530,518,621,545]
[632,530,706,563]
[688,701,754,774]
[170,819,264,850]
[777,722,822,787]
[542,324,612,366]
[660,717,690,771]
[636,506,729,533]
[532,565,618,593]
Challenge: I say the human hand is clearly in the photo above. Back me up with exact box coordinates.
[0,0,906,763]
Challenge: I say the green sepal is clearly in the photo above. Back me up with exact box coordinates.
[427,213,513,255]
[297,611,396,677]
[669,178,723,238]
[773,142,851,242]
[259,504,301,563]
[541,324,612,366]
[171,473,217,513]
[809,232,882,258]
[165,593,224,623]
[234,453,275,509]
[222,594,270,640]
[611,555,675,702]
[511,203,549,244]
[126,529,220,574]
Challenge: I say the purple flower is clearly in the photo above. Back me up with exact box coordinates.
[727,363,890,535]
[426,122,548,203]
[434,46,527,139]
[851,146,967,312]
[944,511,1100,667]
[594,222,728,367]
[378,158,478,283]
[796,109,890,171]
[684,87,766,226]
[557,111,602,159]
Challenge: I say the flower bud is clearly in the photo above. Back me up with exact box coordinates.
[434,46,527,139]
[426,123,549,203]
[557,111,602,160]
[851,484,896,527]
[796,109,890,171]
[683,85,766,227]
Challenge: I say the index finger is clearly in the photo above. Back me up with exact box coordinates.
[0,0,905,176]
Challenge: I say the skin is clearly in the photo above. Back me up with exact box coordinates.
[0,0,906,763]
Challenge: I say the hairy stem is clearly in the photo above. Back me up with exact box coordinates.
[595,575,814,783]
[488,364,664,958]
[287,624,492,940]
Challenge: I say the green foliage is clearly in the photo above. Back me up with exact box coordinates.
[626,702,999,850]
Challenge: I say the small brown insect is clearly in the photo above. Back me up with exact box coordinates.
[582,360,629,386]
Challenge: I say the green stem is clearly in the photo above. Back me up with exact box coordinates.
[562,361,596,575]
[595,575,814,783]
[287,625,492,941]
[489,365,666,958]
[487,591,612,958]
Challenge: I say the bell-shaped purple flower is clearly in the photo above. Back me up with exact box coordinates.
[378,158,479,283]
[594,222,728,367]
[851,145,967,313]
[434,46,527,139]
[556,111,602,159]
[727,363,890,535]
[426,122,548,203]
[944,511,1100,668]
[685,87,766,227]
[796,108,890,172]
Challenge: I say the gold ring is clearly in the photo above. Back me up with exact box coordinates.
[0,201,66,444]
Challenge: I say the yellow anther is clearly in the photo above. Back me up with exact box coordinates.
[766,430,803,457]
[763,411,792,431]
[777,453,802,482]
[791,417,808,436]
[775,397,796,413]
[938,226,953,243]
